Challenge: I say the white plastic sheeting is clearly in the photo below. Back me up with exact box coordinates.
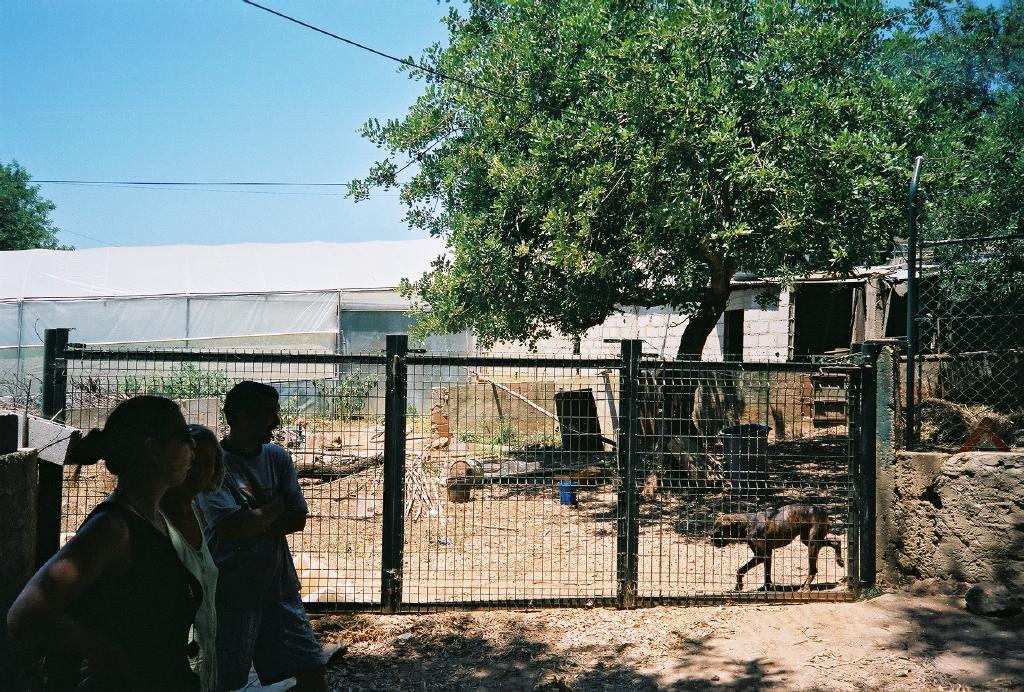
[0,239,445,299]
[0,239,448,376]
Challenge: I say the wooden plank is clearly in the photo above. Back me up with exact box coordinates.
[12,413,82,465]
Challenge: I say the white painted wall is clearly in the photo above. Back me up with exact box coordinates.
[482,288,793,361]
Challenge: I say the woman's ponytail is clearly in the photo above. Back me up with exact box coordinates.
[66,428,108,467]
[65,396,182,476]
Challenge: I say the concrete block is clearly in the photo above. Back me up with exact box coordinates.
[1,450,38,608]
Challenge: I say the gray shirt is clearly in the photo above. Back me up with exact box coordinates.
[196,443,307,604]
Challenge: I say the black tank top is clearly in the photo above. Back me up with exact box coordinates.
[65,501,202,691]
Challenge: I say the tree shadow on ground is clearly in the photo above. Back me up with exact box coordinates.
[319,614,789,691]
[889,517,1024,689]
[884,454,1024,689]
[891,595,1024,688]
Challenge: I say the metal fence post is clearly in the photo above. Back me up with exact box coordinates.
[37,328,69,568]
[905,156,923,450]
[381,334,408,613]
[857,344,879,590]
[616,339,641,608]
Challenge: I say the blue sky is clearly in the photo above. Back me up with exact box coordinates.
[2,1,1008,250]
[1,1,452,249]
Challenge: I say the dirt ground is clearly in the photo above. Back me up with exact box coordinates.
[311,590,1024,691]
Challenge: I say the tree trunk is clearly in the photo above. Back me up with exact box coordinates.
[676,252,735,360]
[639,253,734,499]
[662,253,734,448]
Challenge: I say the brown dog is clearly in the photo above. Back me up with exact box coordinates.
[710,504,844,591]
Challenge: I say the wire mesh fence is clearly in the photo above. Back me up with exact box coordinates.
[60,349,388,607]
[633,361,857,603]
[909,235,1024,451]
[53,337,867,611]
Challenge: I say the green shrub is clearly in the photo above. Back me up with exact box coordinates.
[312,373,377,418]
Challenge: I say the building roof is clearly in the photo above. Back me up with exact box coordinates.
[0,238,446,301]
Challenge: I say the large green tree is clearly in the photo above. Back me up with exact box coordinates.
[0,161,68,251]
[889,1,1023,294]
[351,0,915,357]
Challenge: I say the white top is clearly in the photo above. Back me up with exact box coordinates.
[165,505,219,692]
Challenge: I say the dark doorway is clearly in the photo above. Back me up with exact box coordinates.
[724,309,744,361]
[793,284,853,358]
[885,291,907,338]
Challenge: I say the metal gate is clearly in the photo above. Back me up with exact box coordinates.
[45,331,876,612]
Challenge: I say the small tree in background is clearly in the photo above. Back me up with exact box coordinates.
[1,160,69,251]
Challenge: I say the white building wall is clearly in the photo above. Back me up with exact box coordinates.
[484,288,793,361]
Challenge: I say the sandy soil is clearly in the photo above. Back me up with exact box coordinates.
[312,591,1024,691]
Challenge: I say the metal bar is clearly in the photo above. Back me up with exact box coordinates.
[634,591,857,606]
[921,232,1024,247]
[396,597,622,613]
[845,368,861,596]
[406,355,620,368]
[62,345,832,373]
[616,339,642,608]
[316,591,859,613]
[64,346,388,365]
[304,601,399,614]
[15,300,24,377]
[642,360,844,373]
[858,344,879,589]
[335,291,345,379]
[415,356,865,371]
[905,156,923,450]
[380,334,408,613]
[37,328,69,568]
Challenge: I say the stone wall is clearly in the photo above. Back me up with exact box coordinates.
[0,449,37,609]
[882,450,1024,594]
[0,449,38,687]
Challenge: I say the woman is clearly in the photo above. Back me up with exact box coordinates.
[7,396,201,691]
[161,424,223,692]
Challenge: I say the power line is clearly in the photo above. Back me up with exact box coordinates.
[240,0,596,124]
[35,179,347,187]
[33,180,401,197]
[58,229,120,247]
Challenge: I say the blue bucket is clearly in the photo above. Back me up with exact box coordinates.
[559,480,578,506]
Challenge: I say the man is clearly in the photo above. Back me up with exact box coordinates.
[197,381,326,692]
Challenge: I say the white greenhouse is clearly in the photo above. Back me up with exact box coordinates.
[0,238,462,380]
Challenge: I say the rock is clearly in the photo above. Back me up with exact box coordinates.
[965,583,1022,617]
[907,577,941,596]
[396,632,414,642]
[907,576,960,597]
[533,675,572,691]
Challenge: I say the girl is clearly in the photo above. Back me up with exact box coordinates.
[7,396,201,691]
[162,424,223,692]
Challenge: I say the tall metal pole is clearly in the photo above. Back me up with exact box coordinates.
[616,339,641,608]
[381,334,408,613]
[38,328,69,568]
[904,156,923,450]
[858,343,880,589]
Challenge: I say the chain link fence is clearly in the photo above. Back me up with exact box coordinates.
[908,234,1024,451]
[40,335,874,611]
